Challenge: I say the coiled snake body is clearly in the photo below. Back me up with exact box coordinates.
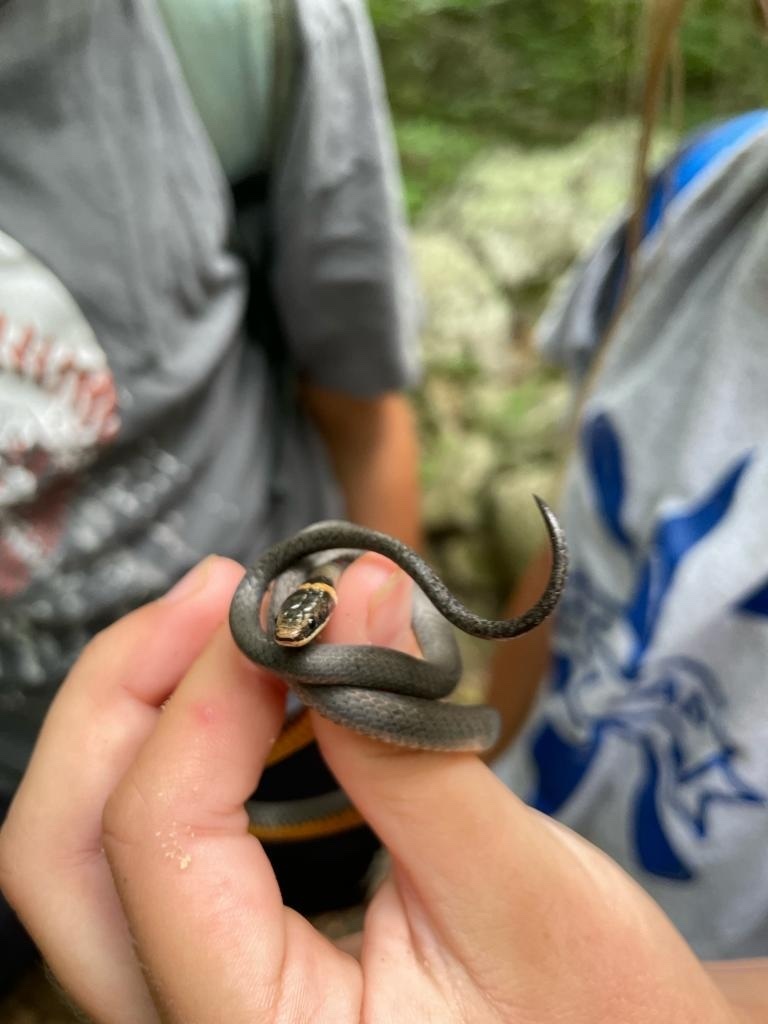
[229,496,568,836]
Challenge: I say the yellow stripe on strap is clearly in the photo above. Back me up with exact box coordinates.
[249,804,365,843]
[266,711,316,767]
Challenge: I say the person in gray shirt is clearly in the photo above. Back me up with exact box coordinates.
[0,0,422,979]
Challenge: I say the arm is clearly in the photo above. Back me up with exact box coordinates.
[301,383,423,551]
[484,542,555,761]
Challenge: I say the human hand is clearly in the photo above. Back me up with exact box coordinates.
[0,556,736,1023]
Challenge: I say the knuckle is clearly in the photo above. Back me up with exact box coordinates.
[74,601,158,684]
[79,621,121,666]
[75,620,135,684]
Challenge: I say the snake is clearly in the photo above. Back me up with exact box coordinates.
[229,495,568,838]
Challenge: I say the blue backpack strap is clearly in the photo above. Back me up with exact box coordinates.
[600,110,768,328]
[643,109,768,238]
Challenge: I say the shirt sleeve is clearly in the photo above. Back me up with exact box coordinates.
[536,217,625,385]
[537,112,768,383]
[269,0,422,397]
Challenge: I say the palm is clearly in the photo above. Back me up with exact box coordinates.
[272,870,504,1024]
[361,872,508,1023]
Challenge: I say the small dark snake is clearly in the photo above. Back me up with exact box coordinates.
[229,496,568,833]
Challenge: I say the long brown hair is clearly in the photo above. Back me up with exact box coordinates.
[626,0,688,265]
[556,0,689,485]
[569,0,688,416]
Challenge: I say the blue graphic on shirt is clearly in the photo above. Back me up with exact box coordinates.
[738,578,768,617]
[529,414,766,880]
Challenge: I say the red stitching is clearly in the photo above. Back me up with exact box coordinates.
[0,311,120,446]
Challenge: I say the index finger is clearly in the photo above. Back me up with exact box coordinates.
[100,606,359,1022]
[0,556,247,1022]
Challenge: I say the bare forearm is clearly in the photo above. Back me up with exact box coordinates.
[485,543,555,760]
[301,384,423,550]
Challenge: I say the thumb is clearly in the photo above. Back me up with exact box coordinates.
[312,556,731,1021]
[317,550,420,655]
[313,561,733,1024]
[312,553,546,955]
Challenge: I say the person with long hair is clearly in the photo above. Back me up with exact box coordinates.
[490,0,768,964]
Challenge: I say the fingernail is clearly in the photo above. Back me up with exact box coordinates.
[367,568,413,648]
[369,568,403,608]
[161,557,216,604]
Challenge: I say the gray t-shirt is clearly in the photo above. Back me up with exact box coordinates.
[0,0,419,792]
[495,112,768,960]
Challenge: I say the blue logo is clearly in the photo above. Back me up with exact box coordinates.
[529,413,766,880]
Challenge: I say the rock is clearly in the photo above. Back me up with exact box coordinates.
[415,374,472,438]
[410,230,516,378]
[490,465,562,585]
[470,373,571,466]
[422,430,496,534]
[420,121,675,295]
[431,531,500,606]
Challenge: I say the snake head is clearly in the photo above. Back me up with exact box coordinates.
[274,581,338,648]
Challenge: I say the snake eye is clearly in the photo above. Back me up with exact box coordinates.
[274,583,338,647]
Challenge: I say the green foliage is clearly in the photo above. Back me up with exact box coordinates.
[681,0,765,88]
[373,0,768,215]
[395,117,496,216]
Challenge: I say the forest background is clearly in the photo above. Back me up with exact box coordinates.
[373,0,767,215]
